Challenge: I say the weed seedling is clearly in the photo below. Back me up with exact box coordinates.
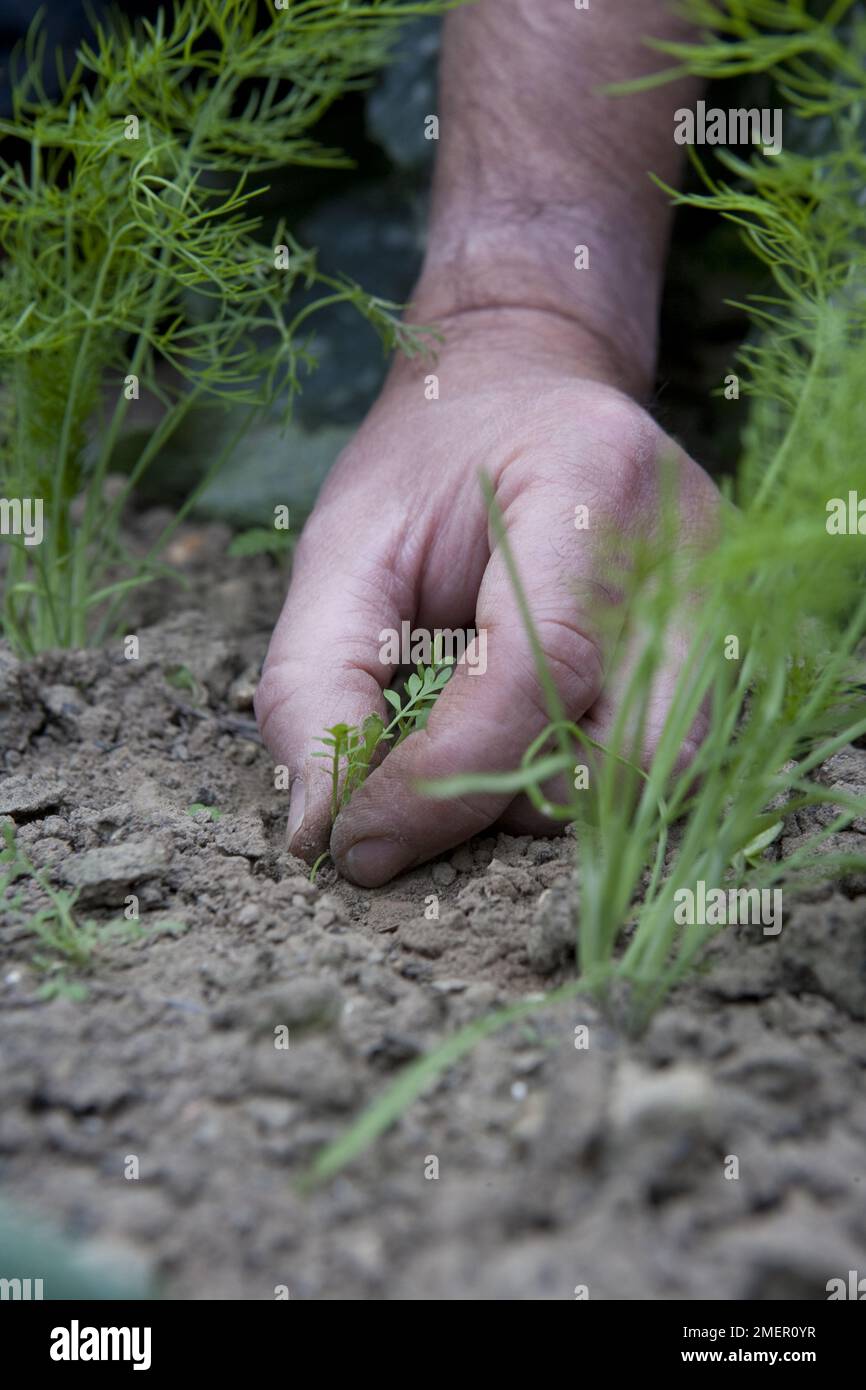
[228,529,295,561]
[309,645,454,880]
[186,803,222,822]
[164,666,202,700]
[0,824,186,996]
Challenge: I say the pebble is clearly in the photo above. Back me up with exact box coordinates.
[244,1098,297,1131]
[43,684,84,721]
[40,815,68,837]
[214,977,342,1033]
[246,1040,357,1109]
[398,921,444,958]
[228,670,258,711]
[281,875,318,901]
[431,861,457,887]
[0,771,67,816]
[485,858,535,899]
[610,1061,712,1132]
[527,885,578,975]
[314,893,346,929]
[59,837,171,905]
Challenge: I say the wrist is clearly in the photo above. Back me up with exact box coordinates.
[406,212,664,401]
[404,266,655,401]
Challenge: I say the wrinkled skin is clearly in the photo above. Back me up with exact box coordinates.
[255,308,721,886]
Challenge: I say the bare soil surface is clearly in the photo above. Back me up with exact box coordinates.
[1,521,865,1300]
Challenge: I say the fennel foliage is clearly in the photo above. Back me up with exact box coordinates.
[0,0,450,651]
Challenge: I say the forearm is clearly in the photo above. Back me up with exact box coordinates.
[409,0,701,397]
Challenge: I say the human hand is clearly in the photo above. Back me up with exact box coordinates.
[255,307,720,886]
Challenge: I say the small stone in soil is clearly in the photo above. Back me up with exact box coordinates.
[59,837,171,905]
[431,861,457,887]
[0,771,68,816]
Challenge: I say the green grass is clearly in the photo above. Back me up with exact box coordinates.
[0,823,186,997]
[227,526,295,560]
[0,0,452,654]
[306,0,866,1185]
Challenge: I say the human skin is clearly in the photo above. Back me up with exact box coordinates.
[255,0,721,888]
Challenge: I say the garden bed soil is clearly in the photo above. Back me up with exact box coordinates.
[1,517,865,1300]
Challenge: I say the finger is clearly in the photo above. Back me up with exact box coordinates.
[254,512,414,861]
[494,612,710,835]
[495,449,719,840]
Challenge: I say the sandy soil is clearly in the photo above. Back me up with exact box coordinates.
[1,520,865,1300]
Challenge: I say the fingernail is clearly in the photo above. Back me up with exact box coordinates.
[343,837,409,887]
[287,779,306,847]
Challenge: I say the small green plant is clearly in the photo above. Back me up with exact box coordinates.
[186,802,222,820]
[228,527,295,560]
[164,664,203,700]
[309,645,454,879]
[0,823,186,995]
[0,0,450,654]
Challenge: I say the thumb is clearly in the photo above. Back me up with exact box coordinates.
[255,515,414,862]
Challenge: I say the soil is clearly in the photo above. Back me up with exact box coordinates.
[1,518,865,1301]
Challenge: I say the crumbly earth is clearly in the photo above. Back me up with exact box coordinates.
[1,522,865,1301]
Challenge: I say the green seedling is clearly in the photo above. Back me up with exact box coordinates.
[1,823,186,996]
[228,528,295,560]
[186,803,222,821]
[309,646,454,880]
[164,665,204,701]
